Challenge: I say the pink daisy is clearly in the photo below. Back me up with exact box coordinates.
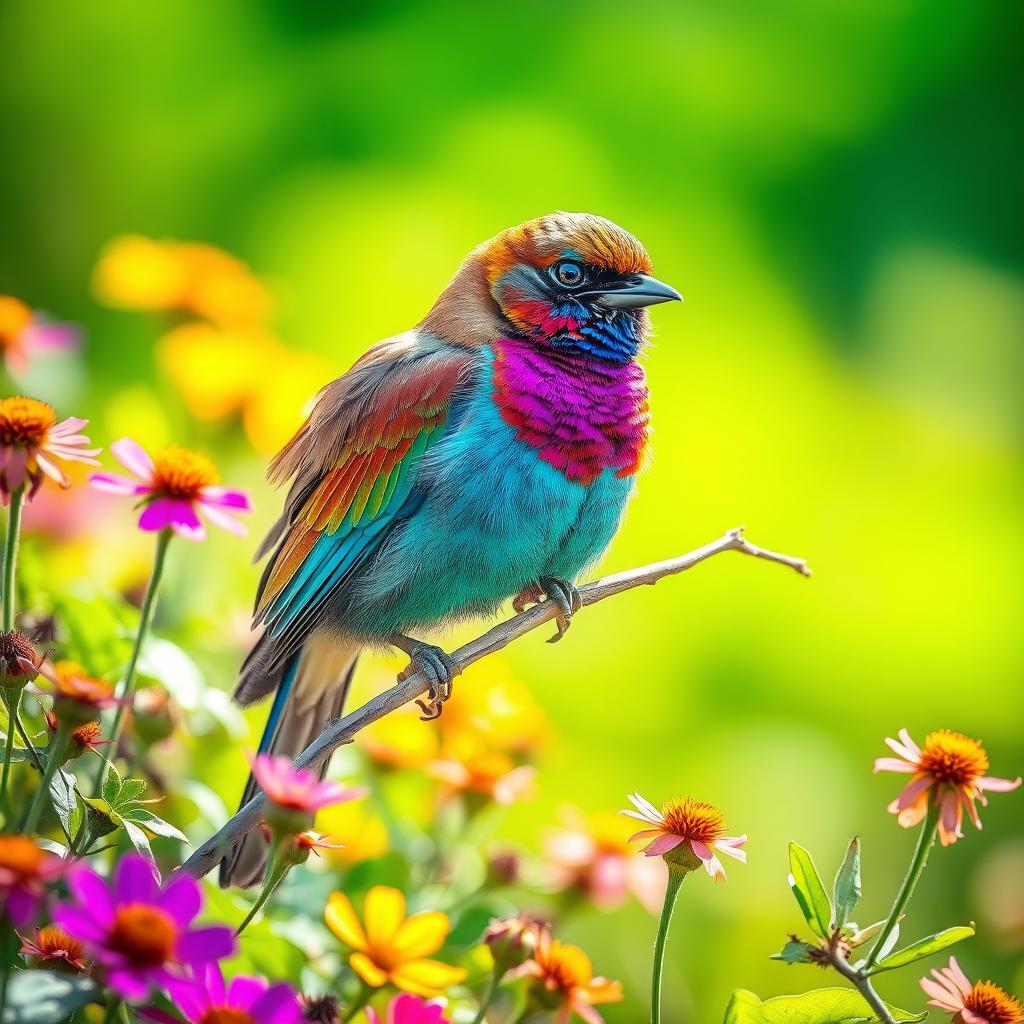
[366,993,452,1024]
[90,437,251,541]
[250,753,365,814]
[920,957,1022,1024]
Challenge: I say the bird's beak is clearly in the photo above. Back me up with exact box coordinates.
[590,273,683,309]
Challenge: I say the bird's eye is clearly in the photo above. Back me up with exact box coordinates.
[551,261,585,288]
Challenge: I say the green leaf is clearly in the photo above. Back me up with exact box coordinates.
[833,838,862,928]
[1,969,99,1024]
[122,806,188,842]
[48,767,81,840]
[723,987,926,1023]
[118,778,147,803]
[788,843,833,940]
[868,925,975,975]
[121,817,155,861]
[101,760,123,805]
[770,939,817,965]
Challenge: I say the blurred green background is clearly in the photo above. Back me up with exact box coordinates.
[1,0,1022,1019]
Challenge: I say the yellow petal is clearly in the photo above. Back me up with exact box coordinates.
[325,891,368,951]
[363,885,406,948]
[389,958,467,998]
[350,952,389,989]
[392,911,451,960]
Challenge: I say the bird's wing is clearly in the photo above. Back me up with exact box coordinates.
[252,335,476,664]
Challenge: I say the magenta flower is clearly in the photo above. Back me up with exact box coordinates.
[920,956,1023,1023]
[53,854,235,1000]
[0,836,66,926]
[250,753,365,814]
[366,993,451,1024]
[90,438,251,541]
[160,964,301,1024]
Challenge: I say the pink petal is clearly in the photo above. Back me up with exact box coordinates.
[198,501,248,537]
[874,757,916,774]
[34,454,69,486]
[715,838,748,863]
[620,809,660,825]
[896,728,922,758]
[200,486,252,511]
[111,437,155,481]
[690,839,714,862]
[627,829,665,843]
[920,978,963,1010]
[977,775,1021,792]
[628,791,663,822]
[90,472,150,496]
[961,1010,988,1024]
[895,775,933,811]
[22,323,80,352]
[49,417,88,436]
[642,834,684,857]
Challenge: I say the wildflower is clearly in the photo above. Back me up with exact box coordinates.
[20,925,86,972]
[439,669,545,755]
[427,748,535,807]
[43,709,107,762]
[47,661,117,727]
[130,685,179,745]
[301,994,340,1023]
[0,397,100,501]
[90,438,252,540]
[282,830,344,867]
[366,994,451,1024]
[483,915,543,973]
[875,729,1021,846]
[252,753,363,818]
[545,810,666,912]
[0,836,65,925]
[921,957,1023,1024]
[360,706,439,770]
[316,800,389,866]
[0,629,44,690]
[163,963,302,1024]
[54,853,235,1000]
[510,927,623,1024]
[0,296,79,375]
[620,791,747,880]
[325,885,467,997]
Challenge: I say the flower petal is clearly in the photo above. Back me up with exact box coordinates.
[157,873,201,928]
[392,911,450,960]
[90,472,150,496]
[248,982,301,1024]
[325,891,368,951]
[363,886,406,948]
[642,833,683,857]
[197,501,247,537]
[873,757,916,774]
[627,791,663,823]
[199,486,252,511]
[977,775,1021,792]
[175,925,235,965]
[350,951,389,988]
[115,854,160,905]
[66,865,115,924]
[111,438,155,481]
[388,958,467,998]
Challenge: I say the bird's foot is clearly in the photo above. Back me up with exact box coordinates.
[539,576,583,643]
[512,582,544,614]
[391,636,459,720]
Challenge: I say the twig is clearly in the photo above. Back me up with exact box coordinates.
[181,527,810,879]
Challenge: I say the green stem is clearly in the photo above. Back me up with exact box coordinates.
[21,726,69,834]
[341,983,373,1023]
[651,870,684,1024]
[236,852,290,935]
[471,968,501,1024]
[0,921,18,1024]
[2,487,24,633]
[0,690,18,823]
[863,804,940,970]
[101,994,124,1024]
[95,529,171,796]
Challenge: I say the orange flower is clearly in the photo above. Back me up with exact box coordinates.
[0,296,79,375]
[921,956,1023,1024]
[47,661,117,726]
[0,835,65,925]
[316,800,388,866]
[875,729,1021,845]
[427,748,534,807]
[511,927,623,1024]
[20,925,86,972]
[360,707,439,770]
[438,668,545,756]
[324,886,466,998]
[43,710,107,762]
[0,630,45,691]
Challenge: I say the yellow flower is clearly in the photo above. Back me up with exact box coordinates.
[315,800,388,865]
[325,886,466,997]
[359,707,439,770]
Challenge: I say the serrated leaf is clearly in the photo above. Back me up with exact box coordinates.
[118,778,147,804]
[868,926,975,975]
[770,939,817,965]
[833,838,862,928]
[101,761,123,805]
[1,969,99,1024]
[723,987,926,1023]
[789,843,833,940]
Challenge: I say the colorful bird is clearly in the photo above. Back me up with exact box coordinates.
[220,212,680,886]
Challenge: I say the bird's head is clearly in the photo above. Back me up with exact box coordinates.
[422,212,680,363]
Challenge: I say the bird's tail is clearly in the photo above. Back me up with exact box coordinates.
[218,633,359,889]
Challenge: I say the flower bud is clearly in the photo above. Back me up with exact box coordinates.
[0,630,43,691]
[43,710,106,764]
[486,849,521,887]
[130,686,177,745]
[49,661,117,728]
[483,914,542,973]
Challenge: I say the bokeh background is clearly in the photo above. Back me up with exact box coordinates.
[1,0,1022,1019]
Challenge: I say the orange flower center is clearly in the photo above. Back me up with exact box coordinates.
[919,730,989,788]
[108,904,176,967]
[197,1011,255,1024]
[151,445,218,499]
[660,797,727,845]
[537,941,588,992]
[0,835,46,876]
[0,397,57,448]
[33,926,84,963]
[71,721,103,749]
[962,981,1024,1024]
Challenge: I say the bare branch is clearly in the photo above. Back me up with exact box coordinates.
[181,526,810,879]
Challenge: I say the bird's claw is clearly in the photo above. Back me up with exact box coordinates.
[538,576,582,643]
[513,582,544,615]
[395,641,459,720]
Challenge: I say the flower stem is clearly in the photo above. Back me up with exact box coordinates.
[2,487,24,633]
[471,967,502,1024]
[863,804,941,971]
[0,690,19,823]
[341,983,373,1023]
[236,851,290,935]
[21,725,70,834]
[95,528,171,795]
[651,870,685,1024]
[828,950,897,1024]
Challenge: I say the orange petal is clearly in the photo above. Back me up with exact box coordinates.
[392,911,451,960]
[325,891,368,951]
[363,885,406,948]
[350,951,389,988]
[389,958,468,997]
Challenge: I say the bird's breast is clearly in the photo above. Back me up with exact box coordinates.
[489,338,649,486]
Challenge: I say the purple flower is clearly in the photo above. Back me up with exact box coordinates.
[90,438,251,541]
[366,994,451,1024]
[53,854,235,1001]
[161,963,301,1024]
